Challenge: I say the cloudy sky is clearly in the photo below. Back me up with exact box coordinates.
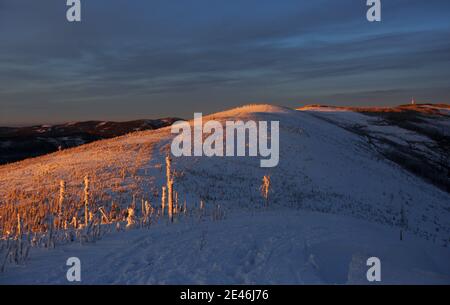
[1,0,449,125]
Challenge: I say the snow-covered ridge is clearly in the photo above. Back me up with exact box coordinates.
[298,103,450,193]
[210,104,294,117]
[297,103,450,116]
[1,103,449,284]
[1,103,449,243]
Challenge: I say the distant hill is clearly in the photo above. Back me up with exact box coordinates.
[0,118,180,165]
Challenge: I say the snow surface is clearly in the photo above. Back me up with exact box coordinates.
[2,210,449,284]
[0,104,449,284]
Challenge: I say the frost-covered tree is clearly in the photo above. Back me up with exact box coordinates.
[161,186,166,216]
[58,180,66,228]
[126,207,136,228]
[84,176,90,227]
[59,180,65,214]
[166,155,174,222]
[16,213,21,239]
[168,179,174,223]
[261,175,271,207]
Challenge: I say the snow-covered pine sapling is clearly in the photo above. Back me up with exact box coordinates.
[71,216,78,229]
[166,154,172,187]
[144,201,152,225]
[161,186,166,216]
[126,206,136,229]
[16,212,21,239]
[168,179,174,223]
[166,154,174,223]
[198,200,206,220]
[84,176,90,228]
[175,191,178,214]
[59,180,65,229]
[59,180,65,215]
[261,175,271,207]
[147,201,152,216]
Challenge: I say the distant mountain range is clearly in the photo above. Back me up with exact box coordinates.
[0,118,180,165]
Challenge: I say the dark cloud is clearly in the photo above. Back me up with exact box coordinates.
[1,0,450,125]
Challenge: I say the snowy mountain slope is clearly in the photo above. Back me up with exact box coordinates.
[168,105,450,244]
[0,118,179,165]
[0,104,449,284]
[298,104,450,193]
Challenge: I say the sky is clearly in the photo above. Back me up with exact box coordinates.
[0,0,450,125]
